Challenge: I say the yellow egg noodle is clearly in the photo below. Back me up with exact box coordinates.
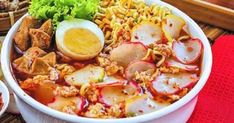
[94,0,172,51]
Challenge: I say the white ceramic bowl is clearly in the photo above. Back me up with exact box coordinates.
[1,0,212,122]
[13,95,198,123]
[0,81,10,117]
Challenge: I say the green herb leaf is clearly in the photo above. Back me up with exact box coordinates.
[29,0,99,28]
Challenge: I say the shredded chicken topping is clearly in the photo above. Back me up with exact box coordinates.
[106,104,123,118]
[149,44,172,57]
[61,101,77,115]
[85,87,99,102]
[134,69,157,82]
[84,103,123,118]
[55,86,79,98]
[84,103,107,118]
[55,64,76,76]
[159,66,180,74]
[96,56,123,75]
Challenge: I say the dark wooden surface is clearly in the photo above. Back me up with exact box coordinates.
[0,21,233,123]
[163,0,234,31]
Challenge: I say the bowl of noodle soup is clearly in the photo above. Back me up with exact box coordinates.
[1,0,212,122]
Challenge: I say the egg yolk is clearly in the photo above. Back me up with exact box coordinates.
[64,28,102,55]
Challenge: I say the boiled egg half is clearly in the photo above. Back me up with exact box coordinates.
[56,19,104,61]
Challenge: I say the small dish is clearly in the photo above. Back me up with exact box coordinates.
[0,80,10,117]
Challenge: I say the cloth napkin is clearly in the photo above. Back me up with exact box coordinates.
[188,35,234,123]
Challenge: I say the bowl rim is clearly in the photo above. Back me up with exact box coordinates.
[1,0,213,122]
[0,80,10,116]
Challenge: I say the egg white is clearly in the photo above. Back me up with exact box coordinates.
[56,19,105,60]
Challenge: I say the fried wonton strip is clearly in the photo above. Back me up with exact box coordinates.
[29,29,51,49]
[13,16,38,51]
[41,52,56,66]
[39,19,53,36]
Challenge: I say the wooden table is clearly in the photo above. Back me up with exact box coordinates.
[0,22,233,123]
